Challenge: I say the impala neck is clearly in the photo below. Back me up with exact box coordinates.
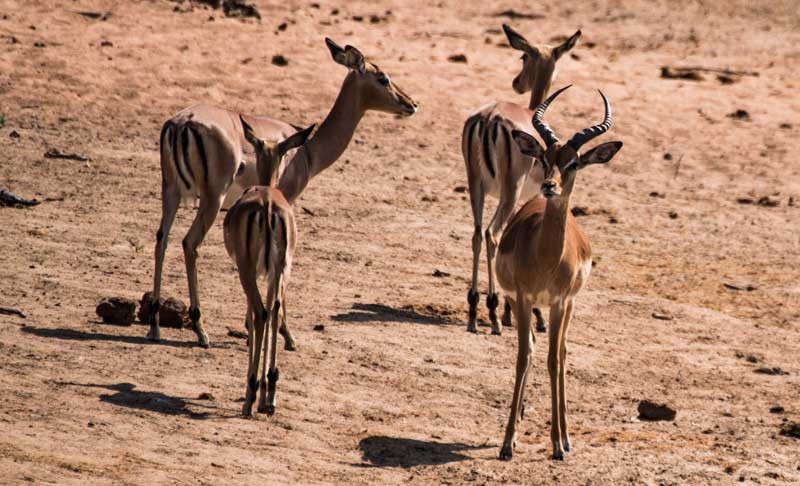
[536,176,576,266]
[528,73,552,111]
[278,71,365,203]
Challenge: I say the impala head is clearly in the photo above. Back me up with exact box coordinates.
[503,24,581,103]
[512,85,623,199]
[241,115,315,187]
[325,37,418,117]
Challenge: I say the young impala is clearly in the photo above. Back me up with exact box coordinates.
[462,24,580,335]
[148,38,417,348]
[223,118,313,417]
[495,85,622,460]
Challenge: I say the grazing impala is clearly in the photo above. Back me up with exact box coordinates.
[495,85,622,460]
[148,38,417,348]
[223,118,312,417]
[463,24,580,335]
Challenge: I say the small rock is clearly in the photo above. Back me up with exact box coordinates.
[651,312,673,321]
[668,210,678,219]
[756,196,779,207]
[96,297,137,325]
[432,269,450,278]
[717,74,735,84]
[197,392,215,400]
[34,41,45,48]
[779,123,792,129]
[87,421,95,428]
[277,22,287,31]
[100,40,113,47]
[331,8,339,15]
[571,206,590,217]
[723,283,756,292]
[649,191,665,198]
[352,15,363,21]
[735,352,760,363]
[754,367,788,376]
[313,324,325,332]
[271,55,288,66]
[447,54,468,63]
[453,185,467,193]
[663,152,673,160]
[769,405,785,414]
[369,15,381,23]
[780,422,800,440]
[727,109,750,121]
[227,327,247,339]
[638,400,676,421]
[138,292,188,328]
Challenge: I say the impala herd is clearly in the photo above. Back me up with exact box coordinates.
[145,28,622,461]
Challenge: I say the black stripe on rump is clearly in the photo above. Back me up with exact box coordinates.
[181,127,196,181]
[482,119,496,178]
[245,209,256,263]
[189,126,209,182]
[172,124,192,189]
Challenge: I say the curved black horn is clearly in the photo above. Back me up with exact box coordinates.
[532,84,571,147]
[567,90,612,151]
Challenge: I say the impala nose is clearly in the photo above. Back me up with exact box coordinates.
[542,180,560,197]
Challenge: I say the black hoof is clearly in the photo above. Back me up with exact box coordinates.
[552,450,565,461]
[499,445,513,461]
[536,323,547,333]
[266,405,275,416]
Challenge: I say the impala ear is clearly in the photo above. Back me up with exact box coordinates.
[240,115,262,149]
[553,30,581,60]
[277,124,315,158]
[577,141,623,169]
[326,38,365,73]
[503,24,536,54]
[511,130,545,159]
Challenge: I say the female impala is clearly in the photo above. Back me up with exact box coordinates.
[462,24,580,335]
[223,119,313,417]
[495,86,623,460]
[148,38,417,348]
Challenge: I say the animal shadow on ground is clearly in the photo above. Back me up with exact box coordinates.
[21,325,236,349]
[56,382,218,419]
[331,303,459,325]
[357,435,489,467]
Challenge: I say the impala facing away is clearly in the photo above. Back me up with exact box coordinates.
[223,118,312,417]
[495,86,622,460]
[462,24,580,335]
[148,38,417,348]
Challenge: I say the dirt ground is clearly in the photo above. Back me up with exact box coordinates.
[1,0,799,484]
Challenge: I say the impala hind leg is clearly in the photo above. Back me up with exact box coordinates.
[241,278,267,417]
[148,186,180,342]
[466,181,484,333]
[182,196,223,348]
[485,173,525,335]
[277,287,296,351]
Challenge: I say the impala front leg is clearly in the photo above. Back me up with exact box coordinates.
[148,185,179,343]
[548,300,567,460]
[500,293,534,460]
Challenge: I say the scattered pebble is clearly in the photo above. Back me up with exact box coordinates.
[453,186,467,193]
[197,392,215,400]
[271,54,288,66]
[651,313,673,321]
[754,367,788,376]
[723,283,757,292]
[638,400,676,421]
[96,297,137,325]
[663,152,673,160]
[668,210,678,219]
[649,191,665,198]
[727,109,750,121]
[432,269,450,278]
[313,324,325,332]
[447,54,468,63]
[780,422,800,440]
[277,22,287,31]
[769,405,785,414]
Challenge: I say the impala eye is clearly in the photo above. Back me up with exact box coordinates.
[377,74,390,86]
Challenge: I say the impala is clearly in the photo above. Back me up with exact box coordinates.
[495,85,622,460]
[148,38,417,348]
[462,25,580,335]
[223,118,312,417]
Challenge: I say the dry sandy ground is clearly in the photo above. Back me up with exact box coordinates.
[1,0,799,484]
